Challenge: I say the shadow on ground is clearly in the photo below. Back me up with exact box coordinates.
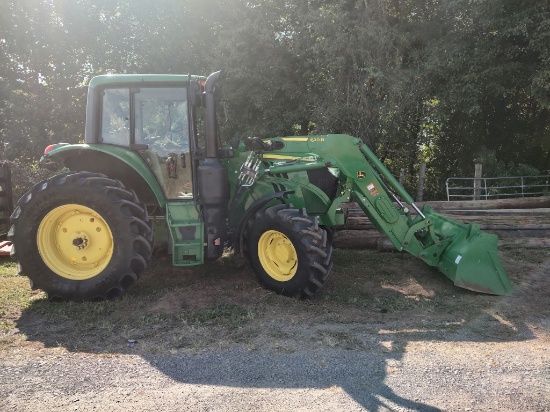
[11,249,549,411]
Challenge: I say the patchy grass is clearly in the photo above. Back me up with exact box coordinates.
[0,260,46,330]
[0,247,548,356]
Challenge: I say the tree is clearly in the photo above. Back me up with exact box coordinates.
[424,0,550,197]
[1,0,549,201]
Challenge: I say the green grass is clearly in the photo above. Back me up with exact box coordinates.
[0,247,545,354]
[0,255,264,353]
[0,260,46,331]
[178,304,255,327]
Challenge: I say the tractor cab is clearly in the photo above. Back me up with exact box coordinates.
[104,86,192,198]
[41,72,230,269]
[83,74,206,200]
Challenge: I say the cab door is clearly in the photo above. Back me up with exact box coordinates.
[133,87,193,199]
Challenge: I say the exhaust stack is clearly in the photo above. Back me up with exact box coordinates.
[198,70,229,261]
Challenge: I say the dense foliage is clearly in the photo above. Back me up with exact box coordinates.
[1,0,549,199]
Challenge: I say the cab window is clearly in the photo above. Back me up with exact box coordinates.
[134,87,188,154]
[100,88,130,145]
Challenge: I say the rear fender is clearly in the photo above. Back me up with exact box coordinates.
[41,144,166,210]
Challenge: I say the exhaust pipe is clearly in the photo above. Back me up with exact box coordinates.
[198,70,229,261]
[205,70,221,158]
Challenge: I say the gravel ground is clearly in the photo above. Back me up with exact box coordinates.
[1,251,548,411]
[0,339,548,411]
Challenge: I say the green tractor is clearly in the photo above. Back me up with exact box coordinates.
[8,71,513,301]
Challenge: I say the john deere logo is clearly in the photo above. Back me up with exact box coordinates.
[357,171,366,179]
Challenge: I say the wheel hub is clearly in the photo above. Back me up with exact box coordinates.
[258,230,298,282]
[72,235,88,248]
[37,204,114,280]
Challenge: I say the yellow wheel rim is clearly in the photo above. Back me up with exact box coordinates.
[258,230,298,282]
[37,204,114,280]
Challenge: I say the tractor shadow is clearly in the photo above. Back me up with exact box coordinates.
[13,249,549,411]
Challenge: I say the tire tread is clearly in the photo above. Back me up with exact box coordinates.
[8,171,153,301]
[245,204,333,298]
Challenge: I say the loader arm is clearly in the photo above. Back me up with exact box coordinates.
[260,134,513,295]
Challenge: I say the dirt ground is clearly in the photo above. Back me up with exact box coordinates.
[0,246,549,411]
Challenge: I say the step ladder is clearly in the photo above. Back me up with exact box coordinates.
[165,203,204,266]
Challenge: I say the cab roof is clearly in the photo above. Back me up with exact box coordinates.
[88,74,206,89]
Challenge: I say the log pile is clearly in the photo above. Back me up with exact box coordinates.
[333,197,550,250]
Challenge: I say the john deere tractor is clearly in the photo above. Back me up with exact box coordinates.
[8,71,513,301]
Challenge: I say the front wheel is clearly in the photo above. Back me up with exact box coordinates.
[245,204,333,298]
[9,172,153,301]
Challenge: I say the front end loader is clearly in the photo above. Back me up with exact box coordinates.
[8,71,512,301]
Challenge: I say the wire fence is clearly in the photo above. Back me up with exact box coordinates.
[446,175,550,201]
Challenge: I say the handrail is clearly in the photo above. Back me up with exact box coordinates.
[446,175,550,201]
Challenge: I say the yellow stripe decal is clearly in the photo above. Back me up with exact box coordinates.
[263,154,300,160]
[281,137,309,142]
[263,154,317,162]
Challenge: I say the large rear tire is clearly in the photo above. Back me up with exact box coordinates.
[245,204,333,298]
[8,172,153,301]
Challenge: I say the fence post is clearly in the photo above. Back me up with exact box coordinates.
[416,163,426,202]
[399,168,405,186]
[474,163,482,200]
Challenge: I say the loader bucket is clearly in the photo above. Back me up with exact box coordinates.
[424,208,513,296]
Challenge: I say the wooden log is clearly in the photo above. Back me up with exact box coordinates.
[418,197,550,210]
[332,231,396,251]
[499,238,550,248]
[488,229,550,239]
[341,197,550,212]
[344,207,550,223]
[481,225,550,231]
[442,215,550,225]
[343,207,550,219]
[336,198,550,250]
[441,207,550,214]
[333,230,550,250]
[343,215,550,230]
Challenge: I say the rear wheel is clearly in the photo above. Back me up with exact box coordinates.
[245,204,333,298]
[9,172,153,301]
